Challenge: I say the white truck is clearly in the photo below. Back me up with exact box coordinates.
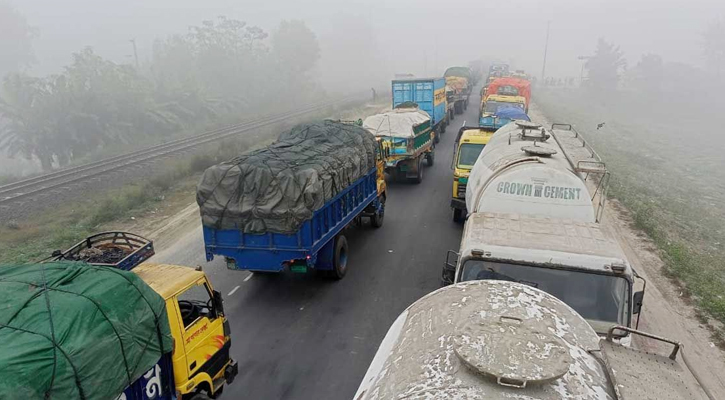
[355,280,711,400]
[441,121,645,336]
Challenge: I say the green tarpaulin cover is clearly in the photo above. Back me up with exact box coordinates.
[0,262,172,400]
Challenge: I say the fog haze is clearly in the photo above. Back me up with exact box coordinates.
[13,0,725,83]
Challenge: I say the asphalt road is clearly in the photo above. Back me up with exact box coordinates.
[153,96,480,399]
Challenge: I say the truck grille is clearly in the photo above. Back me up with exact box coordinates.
[457,184,467,198]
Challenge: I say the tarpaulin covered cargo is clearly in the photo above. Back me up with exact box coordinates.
[363,108,431,139]
[495,106,530,121]
[485,77,532,106]
[0,262,172,400]
[197,120,377,233]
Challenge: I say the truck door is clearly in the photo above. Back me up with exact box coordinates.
[176,280,227,383]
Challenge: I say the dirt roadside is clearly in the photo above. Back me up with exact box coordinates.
[529,103,725,397]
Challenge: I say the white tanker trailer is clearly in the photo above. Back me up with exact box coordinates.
[354,280,711,400]
[442,121,645,336]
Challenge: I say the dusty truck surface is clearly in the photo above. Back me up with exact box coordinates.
[1,232,237,400]
[442,121,646,336]
[444,66,472,115]
[355,280,711,400]
[391,77,449,140]
[198,120,387,279]
[364,106,435,183]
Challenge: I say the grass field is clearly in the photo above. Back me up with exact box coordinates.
[536,88,725,327]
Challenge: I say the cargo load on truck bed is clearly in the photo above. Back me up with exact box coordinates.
[197,120,377,233]
[0,262,172,400]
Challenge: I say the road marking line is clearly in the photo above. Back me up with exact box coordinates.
[228,285,241,296]
[462,120,466,127]
[244,273,254,282]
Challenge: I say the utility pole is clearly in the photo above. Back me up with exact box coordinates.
[130,39,139,70]
[541,21,550,81]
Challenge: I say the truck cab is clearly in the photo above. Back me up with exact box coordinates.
[479,94,527,129]
[450,127,494,222]
[443,213,645,337]
[49,232,237,399]
[133,264,237,399]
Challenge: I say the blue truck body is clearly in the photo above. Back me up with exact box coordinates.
[203,166,382,273]
[119,354,176,400]
[392,78,447,130]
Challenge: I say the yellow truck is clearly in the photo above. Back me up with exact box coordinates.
[478,94,528,130]
[38,231,238,400]
[450,127,494,222]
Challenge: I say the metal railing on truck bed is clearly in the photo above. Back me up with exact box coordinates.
[45,231,155,271]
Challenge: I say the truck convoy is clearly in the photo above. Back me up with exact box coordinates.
[364,106,435,183]
[442,121,645,336]
[197,120,387,280]
[355,280,710,399]
[450,126,494,222]
[443,66,473,115]
[0,232,237,400]
[391,77,449,140]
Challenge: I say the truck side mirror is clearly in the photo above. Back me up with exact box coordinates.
[441,250,459,287]
[213,290,225,316]
[632,290,644,314]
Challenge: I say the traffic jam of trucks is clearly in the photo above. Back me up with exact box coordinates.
[0,62,714,400]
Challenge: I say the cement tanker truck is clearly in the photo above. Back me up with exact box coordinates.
[442,121,645,337]
[354,280,711,400]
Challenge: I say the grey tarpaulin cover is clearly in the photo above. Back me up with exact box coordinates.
[197,120,377,233]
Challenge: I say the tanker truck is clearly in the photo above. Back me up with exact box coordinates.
[441,121,646,336]
[355,280,711,400]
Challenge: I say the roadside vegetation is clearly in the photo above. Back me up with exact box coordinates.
[536,27,725,329]
[0,6,323,172]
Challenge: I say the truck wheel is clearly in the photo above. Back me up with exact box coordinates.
[464,100,468,110]
[434,131,440,144]
[449,109,455,120]
[412,157,424,184]
[330,235,349,280]
[441,121,447,134]
[453,208,464,222]
[426,151,435,167]
[371,201,385,228]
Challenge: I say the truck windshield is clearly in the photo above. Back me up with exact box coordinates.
[460,260,631,333]
[483,101,523,114]
[457,143,485,168]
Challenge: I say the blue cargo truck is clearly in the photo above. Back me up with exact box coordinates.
[199,121,387,280]
[392,78,449,142]
[204,166,385,279]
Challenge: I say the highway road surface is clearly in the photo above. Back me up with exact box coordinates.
[152,95,480,399]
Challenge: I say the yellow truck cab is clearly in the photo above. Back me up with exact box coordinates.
[134,263,237,399]
[450,127,494,222]
[479,94,527,130]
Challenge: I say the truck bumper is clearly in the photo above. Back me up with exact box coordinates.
[225,359,239,384]
[450,198,467,211]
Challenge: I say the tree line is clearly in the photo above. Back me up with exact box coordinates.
[0,9,321,170]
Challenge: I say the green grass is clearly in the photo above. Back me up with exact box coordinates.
[536,88,725,328]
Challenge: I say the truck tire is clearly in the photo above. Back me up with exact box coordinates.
[434,130,440,144]
[453,208,464,222]
[330,235,349,280]
[449,109,455,121]
[426,151,435,167]
[441,121,447,134]
[412,157,424,184]
[464,100,468,110]
[371,200,385,228]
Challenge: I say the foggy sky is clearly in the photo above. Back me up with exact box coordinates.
[12,0,725,85]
